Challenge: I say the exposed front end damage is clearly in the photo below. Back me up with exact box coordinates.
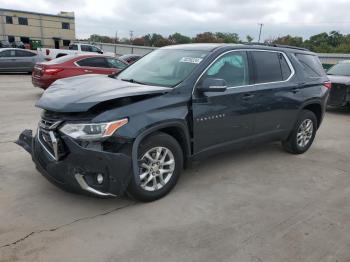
[16,121,133,198]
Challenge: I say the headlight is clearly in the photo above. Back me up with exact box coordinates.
[60,118,128,140]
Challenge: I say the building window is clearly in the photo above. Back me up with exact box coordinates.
[18,17,28,25]
[20,37,30,44]
[62,22,70,30]
[63,40,71,46]
[6,16,13,24]
[8,36,15,43]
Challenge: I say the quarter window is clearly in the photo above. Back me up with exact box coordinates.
[295,54,326,77]
[202,51,249,87]
[18,17,28,25]
[77,57,109,68]
[6,16,13,24]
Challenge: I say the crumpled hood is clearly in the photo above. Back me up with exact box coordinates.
[328,75,350,86]
[36,74,171,112]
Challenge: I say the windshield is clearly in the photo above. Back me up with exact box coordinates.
[328,62,350,76]
[117,49,209,87]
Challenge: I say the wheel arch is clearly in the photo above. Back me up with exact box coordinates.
[131,121,191,186]
[301,102,323,128]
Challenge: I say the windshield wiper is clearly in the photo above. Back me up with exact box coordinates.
[121,78,147,85]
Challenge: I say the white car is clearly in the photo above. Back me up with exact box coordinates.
[37,43,105,60]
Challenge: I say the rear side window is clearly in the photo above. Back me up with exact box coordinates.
[15,50,36,57]
[295,54,326,77]
[77,57,109,68]
[81,45,92,52]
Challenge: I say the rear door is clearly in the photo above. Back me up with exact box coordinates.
[192,51,256,154]
[75,57,114,75]
[0,50,16,70]
[249,50,299,140]
[14,50,37,71]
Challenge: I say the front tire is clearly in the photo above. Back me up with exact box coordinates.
[127,132,183,202]
[282,110,317,154]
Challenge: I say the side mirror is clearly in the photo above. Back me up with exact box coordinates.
[198,78,227,93]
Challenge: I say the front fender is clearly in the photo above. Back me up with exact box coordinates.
[131,120,191,186]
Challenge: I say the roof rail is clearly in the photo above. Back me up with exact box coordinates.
[243,42,309,51]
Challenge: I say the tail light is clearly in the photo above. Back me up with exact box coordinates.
[44,68,64,75]
[323,81,332,89]
[46,49,50,56]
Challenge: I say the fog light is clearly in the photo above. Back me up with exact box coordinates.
[96,173,104,184]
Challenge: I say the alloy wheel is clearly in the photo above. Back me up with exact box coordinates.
[139,146,175,192]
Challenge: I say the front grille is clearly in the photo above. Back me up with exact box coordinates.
[38,118,67,160]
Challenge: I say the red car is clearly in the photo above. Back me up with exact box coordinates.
[32,54,128,89]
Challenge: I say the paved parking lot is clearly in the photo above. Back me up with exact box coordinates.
[0,74,350,262]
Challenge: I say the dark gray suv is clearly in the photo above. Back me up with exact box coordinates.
[17,43,330,201]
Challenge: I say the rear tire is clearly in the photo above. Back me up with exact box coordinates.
[282,110,317,154]
[127,132,183,202]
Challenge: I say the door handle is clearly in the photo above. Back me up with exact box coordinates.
[242,93,255,100]
[84,69,93,73]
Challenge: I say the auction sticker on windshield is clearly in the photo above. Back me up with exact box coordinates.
[180,57,203,64]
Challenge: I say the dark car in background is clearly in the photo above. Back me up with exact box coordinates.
[0,40,11,48]
[17,43,330,202]
[0,48,44,73]
[32,54,128,89]
[119,54,142,64]
[327,60,350,108]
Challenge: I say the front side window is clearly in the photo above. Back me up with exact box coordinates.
[69,44,78,50]
[251,51,291,84]
[91,46,101,53]
[117,49,209,87]
[77,57,109,68]
[6,16,13,24]
[201,51,249,87]
[107,58,127,69]
[18,17,28,25]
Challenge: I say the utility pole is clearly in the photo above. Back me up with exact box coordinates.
[115,31,118,44]
[129,30,134,44]
[258,23,264,43]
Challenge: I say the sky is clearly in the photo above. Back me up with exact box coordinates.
[1,0,350,41]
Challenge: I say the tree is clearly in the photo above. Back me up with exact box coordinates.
[273,35,303,47]
[246,35,254,43]
[215,32,240,43]
[193,32,218,43]
[132,37,146,46]
[169,33,192,44]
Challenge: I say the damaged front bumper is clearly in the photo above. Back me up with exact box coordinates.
[16,129,132,197]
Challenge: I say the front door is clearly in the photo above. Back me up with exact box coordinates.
[0,50,16,70]
[192,51,257,154]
